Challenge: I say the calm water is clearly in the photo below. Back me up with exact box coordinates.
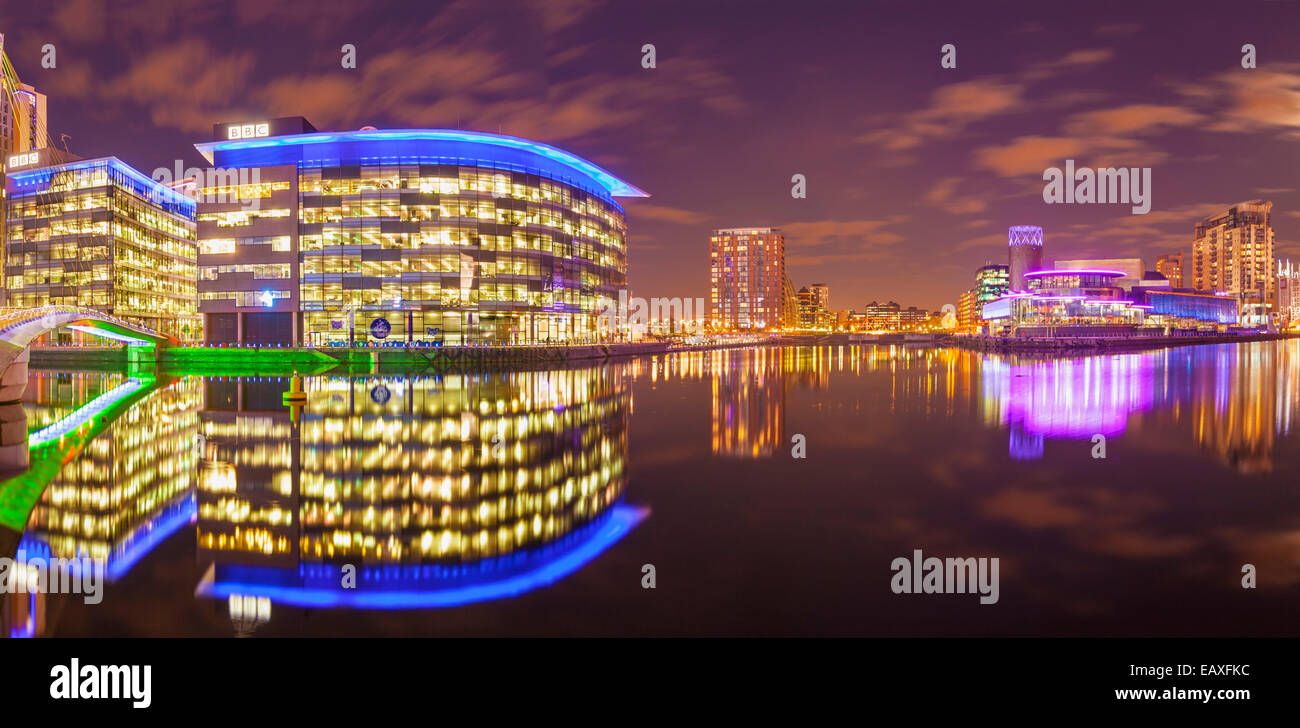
[3,341,1299,637]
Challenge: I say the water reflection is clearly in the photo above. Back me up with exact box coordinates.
[977,344,1300,469]
[983,356,1155,460]
[3,341,1299,636]
[193,369,636,626]
[3,371,199,637]
[654,343,1300,470]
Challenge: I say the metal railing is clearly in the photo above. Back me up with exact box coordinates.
[0,305,168,341]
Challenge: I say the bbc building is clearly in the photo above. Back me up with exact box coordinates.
[193,117,647,346]
[3,148,199,339]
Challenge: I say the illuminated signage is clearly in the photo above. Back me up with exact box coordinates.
[982,297,1013,320]
[7,151,39,169]
[227,123,271,140]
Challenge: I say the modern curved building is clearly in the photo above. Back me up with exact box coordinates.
[192,117,648,346]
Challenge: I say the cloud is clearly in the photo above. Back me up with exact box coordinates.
[856,48,1115,154]
[1053,202,1234,257]
[982,489,1085,528]
[788,250,901,266]
[525,0,602,34]
[857,47,1116,159]
[51,0,108,41]
[857,78,1025,151]
[98,40,257,132]
[253,46,742,142]
[781,218,908,249]
[972,136,1087,177]
[629,204,711,225]
[79,0,740,145]
[1064,104,1205,137]
[1023,48,1115,81]
[925,177,989,214]
[1202,65,1300,136]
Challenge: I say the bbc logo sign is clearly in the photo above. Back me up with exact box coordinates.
[7,151,39,169]
[227,123,271,140]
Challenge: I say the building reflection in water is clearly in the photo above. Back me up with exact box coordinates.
[5,365,638,636]
[1177,343,1300,473]
[5,370,200,637]
[978,342,1300,469]
[671,341,1300,471]
[650,345,832,458]
[982,355,1155,460]
[193,367,638,627]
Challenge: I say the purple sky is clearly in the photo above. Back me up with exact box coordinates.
[7,0,1300,310]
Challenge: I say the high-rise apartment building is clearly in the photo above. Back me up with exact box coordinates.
[1155,251,1184,289]
[710,227,786,330]
[1278,260,1300,327]
[0,34,47,160]
[2,34,50,307]
[809,283,829,311]
[4,154,199,339]
[1193,201,1274,322]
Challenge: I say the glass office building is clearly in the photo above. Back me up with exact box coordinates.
[4,154,198,339]
[1131,289,1239,326]
[193,118,647,346]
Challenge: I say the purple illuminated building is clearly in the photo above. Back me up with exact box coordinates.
[1008,225,1044,292]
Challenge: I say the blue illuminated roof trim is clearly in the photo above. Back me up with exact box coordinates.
[195,504,649,609]
[195,128,649,200]
[6,156,196,217]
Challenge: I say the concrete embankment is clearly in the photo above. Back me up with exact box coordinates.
[957,332,1298,354]
[29,347,128,369]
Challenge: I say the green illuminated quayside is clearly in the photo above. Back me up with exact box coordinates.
[161,346,340,373]
[158,343,671,374]
[30,342,676,378]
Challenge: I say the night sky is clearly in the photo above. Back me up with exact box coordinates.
[6,0,1300,311]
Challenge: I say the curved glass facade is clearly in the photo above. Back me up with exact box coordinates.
[194,123,644,346]
[296,163,628,345]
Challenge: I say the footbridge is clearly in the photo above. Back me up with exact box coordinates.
[0,306,175,404]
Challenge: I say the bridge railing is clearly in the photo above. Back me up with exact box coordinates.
[0,306,170,342]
